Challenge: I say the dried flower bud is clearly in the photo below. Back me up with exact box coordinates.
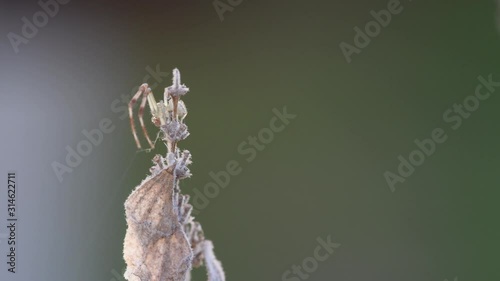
[167,68,189,98]
[162,121,189,144]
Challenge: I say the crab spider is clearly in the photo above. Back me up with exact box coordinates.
[128,68,189,150]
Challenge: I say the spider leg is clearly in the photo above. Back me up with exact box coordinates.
[128,83,148,149]
[138,87,156,149]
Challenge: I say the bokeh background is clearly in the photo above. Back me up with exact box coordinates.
[1,0,499,280]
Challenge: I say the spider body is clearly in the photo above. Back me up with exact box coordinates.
[128,68,188,150]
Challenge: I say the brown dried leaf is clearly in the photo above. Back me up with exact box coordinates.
[124,169,192,281]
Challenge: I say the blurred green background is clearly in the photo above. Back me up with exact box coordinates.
[1,0,500,280]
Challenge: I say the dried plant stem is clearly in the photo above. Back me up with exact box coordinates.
[124,69,225,281]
